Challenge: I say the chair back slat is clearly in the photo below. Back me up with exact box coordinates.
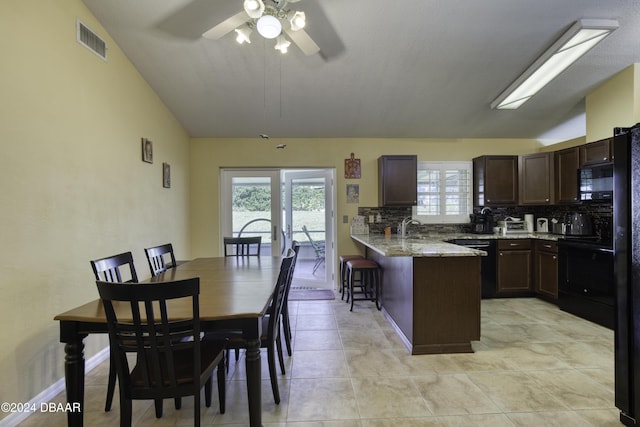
[144,243,177,277]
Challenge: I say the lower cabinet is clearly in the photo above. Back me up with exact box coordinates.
[534,240,558,302]
[497,239,532,295]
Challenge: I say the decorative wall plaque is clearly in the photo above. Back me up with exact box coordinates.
[344,153,361,179]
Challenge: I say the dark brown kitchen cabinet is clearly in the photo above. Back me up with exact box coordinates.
[580,138,613,166]
[534,240,558,302]
[497,239,532,295]
[378,155,417,206]
[554,146,580,204]
[473,156,518,206]
[519,152,554,205]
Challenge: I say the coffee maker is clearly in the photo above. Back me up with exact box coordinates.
[470,208,494,234]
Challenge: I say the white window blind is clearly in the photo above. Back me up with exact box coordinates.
[412,161,472,223]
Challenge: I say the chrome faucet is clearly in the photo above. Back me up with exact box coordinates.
[401,216,422,238]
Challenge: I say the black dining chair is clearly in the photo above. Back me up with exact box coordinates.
[281,241,300,356]
[96,278,227,427]
[224,251,295,404]
[144,243,177,277]
[90,251,138,411]
[223,236,262,256]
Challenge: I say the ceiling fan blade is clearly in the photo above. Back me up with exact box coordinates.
[284,27,320,56]
[157,0,242,40]
[202,11,249,40]
[287,0,345,61]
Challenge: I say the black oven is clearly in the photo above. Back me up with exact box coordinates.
[558,238,614,329]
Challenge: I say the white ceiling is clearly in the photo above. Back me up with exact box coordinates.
[82,0,640,142]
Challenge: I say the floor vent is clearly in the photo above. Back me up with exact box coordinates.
[76,19,107,61]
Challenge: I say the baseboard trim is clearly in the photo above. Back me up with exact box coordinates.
[0,347,110,427]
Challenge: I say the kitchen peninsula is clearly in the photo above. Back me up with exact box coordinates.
[351,234,484,355]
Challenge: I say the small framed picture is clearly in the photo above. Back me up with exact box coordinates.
[163,163,171,188]
[346,184,359,203]
[142,138,153,163]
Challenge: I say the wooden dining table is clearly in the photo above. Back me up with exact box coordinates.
[54,255,283,427]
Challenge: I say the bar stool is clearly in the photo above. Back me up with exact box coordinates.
[345,259,381,311]
[339,255,364,301]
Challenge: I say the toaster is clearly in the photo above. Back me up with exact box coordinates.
[497,219,526,234]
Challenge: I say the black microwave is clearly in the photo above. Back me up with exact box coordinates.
[579,163,613,201]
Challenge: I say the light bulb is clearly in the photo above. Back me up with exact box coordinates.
[289,11,306,31]
[234,26,252,44]
[256,15,282,39]
[275,35,291,54]
[243,0,264,19]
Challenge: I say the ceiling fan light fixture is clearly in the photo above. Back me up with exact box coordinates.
[275,35,291,53]
[288,11,306,31]
[234,25,252,44]
[256,14,282,39]
[243,0,265,19]
[491,19,618,110]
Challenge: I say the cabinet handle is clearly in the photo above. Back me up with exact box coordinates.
[603,157,608,161]
[553,255,557,260]
[543,244,552,248]
[509,243,519,247]
[545,198,549,202]
[500,252,503,256]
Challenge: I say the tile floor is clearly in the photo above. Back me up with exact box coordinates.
[20,296,619,426]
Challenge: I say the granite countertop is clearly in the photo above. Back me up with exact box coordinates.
[351,232,558,258]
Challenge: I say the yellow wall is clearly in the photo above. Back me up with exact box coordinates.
[539,136,586,152]
[0,0,190,411]
[586,64,640,141]
[189,138,542,259]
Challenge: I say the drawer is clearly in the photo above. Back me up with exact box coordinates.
[498,239,532,250]
[535,240,558,253]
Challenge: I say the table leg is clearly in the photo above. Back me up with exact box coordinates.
[60,322,86,427]
[244,338,262,427]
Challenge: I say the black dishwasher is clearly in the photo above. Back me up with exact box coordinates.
[449,239,497,298]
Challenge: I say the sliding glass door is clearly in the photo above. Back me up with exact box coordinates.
[221,168,335,289]
[284,170,334,288]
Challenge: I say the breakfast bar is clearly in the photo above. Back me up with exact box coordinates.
[351,234,485,355]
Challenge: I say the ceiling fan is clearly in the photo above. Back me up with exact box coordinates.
[202,0,320,55]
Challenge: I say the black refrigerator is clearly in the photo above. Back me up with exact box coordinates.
[614,122,640,426]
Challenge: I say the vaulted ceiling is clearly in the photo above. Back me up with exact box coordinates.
[82,0,640,142]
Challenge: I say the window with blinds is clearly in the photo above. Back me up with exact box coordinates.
[412,162,472,223]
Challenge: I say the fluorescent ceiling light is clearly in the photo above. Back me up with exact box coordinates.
[491,19,618,110]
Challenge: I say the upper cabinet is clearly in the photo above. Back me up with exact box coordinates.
[580,137,613,166]
[554,146,580,204]
[473,155,518,206]
[378,155,417,206]
[519,152,554,205]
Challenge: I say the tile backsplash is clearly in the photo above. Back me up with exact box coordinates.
[357,203,613,235]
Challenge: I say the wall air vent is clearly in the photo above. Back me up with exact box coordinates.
[76,19,107,61]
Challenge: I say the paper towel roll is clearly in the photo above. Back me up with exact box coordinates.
[525,214,534,232]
